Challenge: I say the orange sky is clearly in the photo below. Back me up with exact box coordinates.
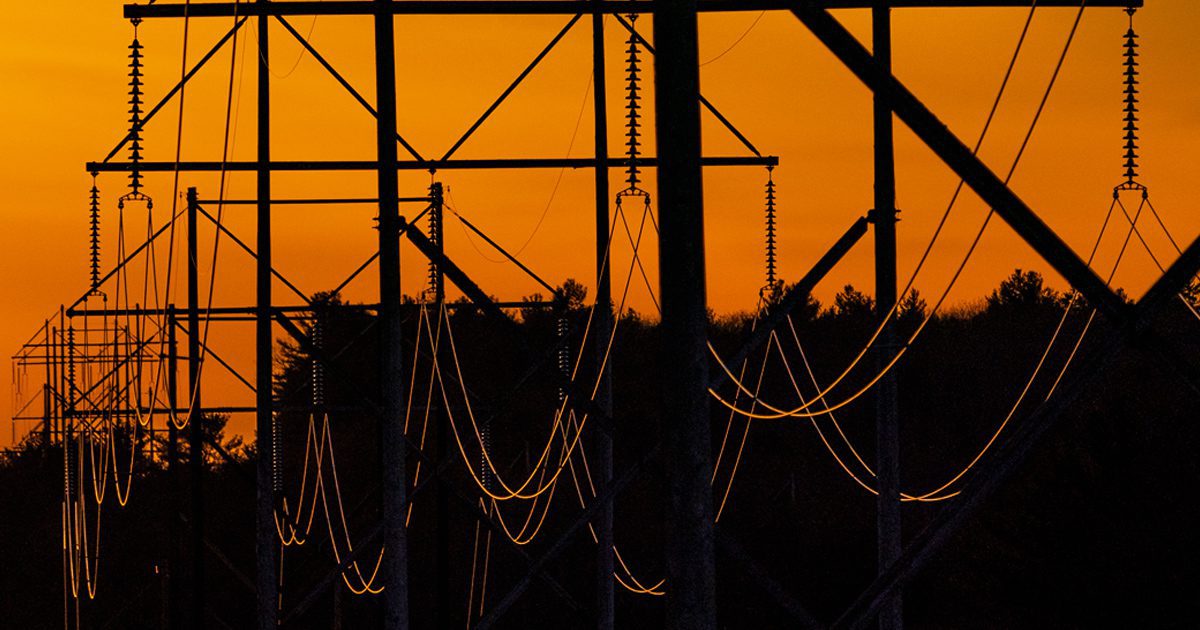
[2,1,1198,447]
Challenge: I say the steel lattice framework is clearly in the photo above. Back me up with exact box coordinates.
[16,2,1199,630]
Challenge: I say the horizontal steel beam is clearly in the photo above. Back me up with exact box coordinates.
[195,197,432,205]
[66,406,258,417]
[67,305,342,318]
[66,300,558,318]
[87,156,778,173]
[126,0,1141,18]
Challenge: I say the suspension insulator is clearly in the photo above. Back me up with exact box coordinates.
[764,167,778,292]
[1121,10,1140,185]
[89,176,102,291]
[480,422,493,493]
[67,326,78,414]
[128,23,146,197]
[311,316,325,409]
[556,316,569,403]
[624,15,643,192]
[272,412,282,495]
[428,182,445,301]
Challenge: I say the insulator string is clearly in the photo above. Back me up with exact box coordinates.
[763,166,779,296]
[556,315,569,403]
[127,21,146,199]
[623,14,643,193]
[88,176,102,292]
[427,182,444,301]
[1121,7,1140,186]
[312,314,325,410]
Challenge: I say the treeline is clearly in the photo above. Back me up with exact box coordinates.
[3,270,1199,628]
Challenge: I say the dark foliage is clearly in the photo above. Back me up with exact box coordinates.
[3,270,1199,628]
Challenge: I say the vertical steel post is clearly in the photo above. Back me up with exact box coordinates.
[592,5,616,629]
[67,313,82,628]
[42,320,52,452]
[872,6,903,630]
[50,324,59,450]
[430,184,445,305]
[167,307,181,630]
[254,4,279,629]
[652,0,717,626]
[43,384,52,453]
[430,181,450,628]
[185,187,206,628]
[332,581,344,630]
[375,2,412,627]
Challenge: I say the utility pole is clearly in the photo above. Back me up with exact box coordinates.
[167,307,181,630]
[42,346,51,455]
[872,5,903,630]
[653,0,718,626]
[375,0,412,627]
[430,181,450,629]
[50,324,59,454]
[185,187,206,629]
[592,3,615,629]
[254,2,279,628]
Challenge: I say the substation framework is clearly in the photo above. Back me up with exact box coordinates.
[16,0,1200,629]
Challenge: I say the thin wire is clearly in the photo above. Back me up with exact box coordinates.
[711,1,1085,421]
[512,70,593,257]
[465,518,482,627]
[445,69,594,264]
[795,190,1138,502]
[704,0,1041,414]
[431,196,635,502]
[1130,197,1200,320]
[172,0,244,430]
[699,11,766,67]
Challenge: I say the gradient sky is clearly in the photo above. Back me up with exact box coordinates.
[2,1,1198,447]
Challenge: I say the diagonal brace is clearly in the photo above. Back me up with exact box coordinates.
[714,216,867,388]
[614,13,763,158]
[101,18,249,164]
[274,15,426,163]
[272,310,587,623]
[196,205,312,305]
[476,442,660,629]
[834,238,1200,629]
[790,3,1130,323]
[717,527,823,628]
[440,14,584,162]
[401,219,621,439]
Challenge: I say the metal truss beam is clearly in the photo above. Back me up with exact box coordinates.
[126,0,1141,19]
[613,14,763,159]
[716,528,822,628]
[394,213,624,441]
[834,325,1129,629]
[713,216,868,386]
[268,311,588,625]
[66,301,555,318]
[476,443,660,629]
[1139,234,1200,315]
[708,232,1200,630]
[99,18,248,165]
[790,4,1131,324]
[86,156,778,173]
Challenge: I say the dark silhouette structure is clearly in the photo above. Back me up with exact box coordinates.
[16,2,1200,630]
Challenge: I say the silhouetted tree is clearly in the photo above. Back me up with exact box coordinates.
[986,268,1059,310]
[832,284,875,318]
[4,268,1199,628]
